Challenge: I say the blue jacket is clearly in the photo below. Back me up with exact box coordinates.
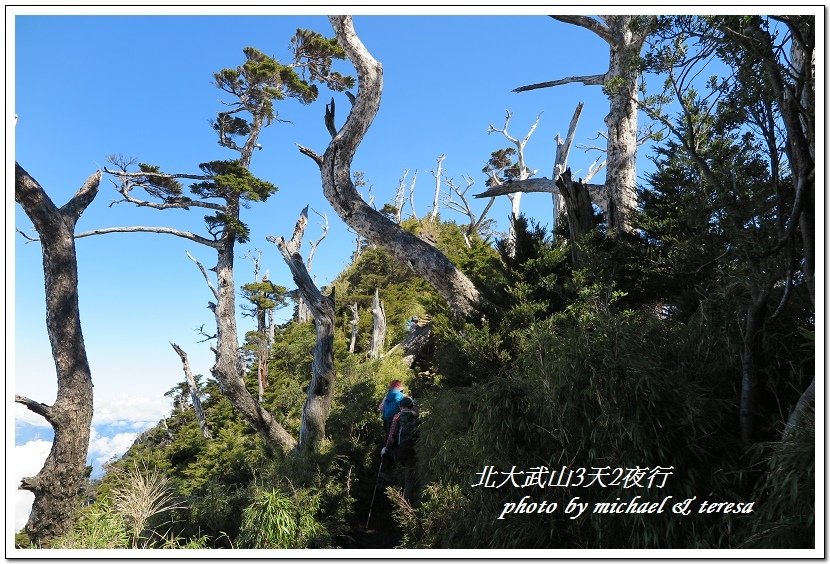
[381,389,404,422]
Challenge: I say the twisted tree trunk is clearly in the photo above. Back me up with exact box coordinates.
[270,207,337,453]
[307,16,481,318]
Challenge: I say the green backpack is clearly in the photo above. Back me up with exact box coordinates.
[396,410,419,449]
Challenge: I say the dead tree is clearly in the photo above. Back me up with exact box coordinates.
[15,164,101,545]
[368,288,387,359]
[556,169,599,266]
[475,103,607,251]
[348,303,360,353]
[514,16,655,234]
[297,209,329,323]
[170,343,212,439]
[298,15,481,318]
[268,207,336,452]
[428,154,446,222]
[391,169,409,223]
[443,175,495,248]
[408,170,420,221]
[485,110,541,254]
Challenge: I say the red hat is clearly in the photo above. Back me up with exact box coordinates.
[389,379,403,390]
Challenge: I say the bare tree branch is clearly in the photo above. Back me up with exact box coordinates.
[551,15,612,43]
[15,395,56,426]
[513,73,607,93]
[186,251,220,301]
[583,158,607,184]
[16,228,39,242]
[554,102,584,179]
[306,208,329,272]
[297,143,324,167]
[473,177,608,212]
[74,226,218,247]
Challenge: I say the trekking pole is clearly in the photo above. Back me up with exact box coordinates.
[365,457,384,530]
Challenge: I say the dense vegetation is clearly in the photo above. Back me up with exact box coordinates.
[25,208,812,549]
[16,15,814,551]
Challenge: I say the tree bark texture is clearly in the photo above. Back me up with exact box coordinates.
[317,15,481,318]
[171,343,212,439]
[271,208,337,453]
[369,288,387,359]
[15,163,100,545]
[601,15,647,234]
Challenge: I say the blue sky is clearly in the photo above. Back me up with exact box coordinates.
[9,4,824,540]
[12,11,614,420]
[8,7,670,532]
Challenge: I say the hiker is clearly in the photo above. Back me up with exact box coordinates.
[378,379,405,436]
[381,396,419,502]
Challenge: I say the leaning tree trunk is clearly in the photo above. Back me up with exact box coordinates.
[171,343,212,440]
[368,288,387,359]
[270,207,337,453]
[14,164,100,546]
[211,232,297,452]
[306,15,481,318]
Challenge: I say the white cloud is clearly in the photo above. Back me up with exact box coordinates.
[92,393,171,427]
[13,403,52,428]
[87,427,141,473]
[15,393,170,432]
[11,422,158,534]
[11,440,52,532]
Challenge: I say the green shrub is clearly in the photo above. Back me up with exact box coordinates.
[237,488,325,548]
[50,501,129,549]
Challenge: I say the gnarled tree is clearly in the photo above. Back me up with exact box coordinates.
[15,164,101,545]
[268,207,336,452]
[298,16,481,318]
